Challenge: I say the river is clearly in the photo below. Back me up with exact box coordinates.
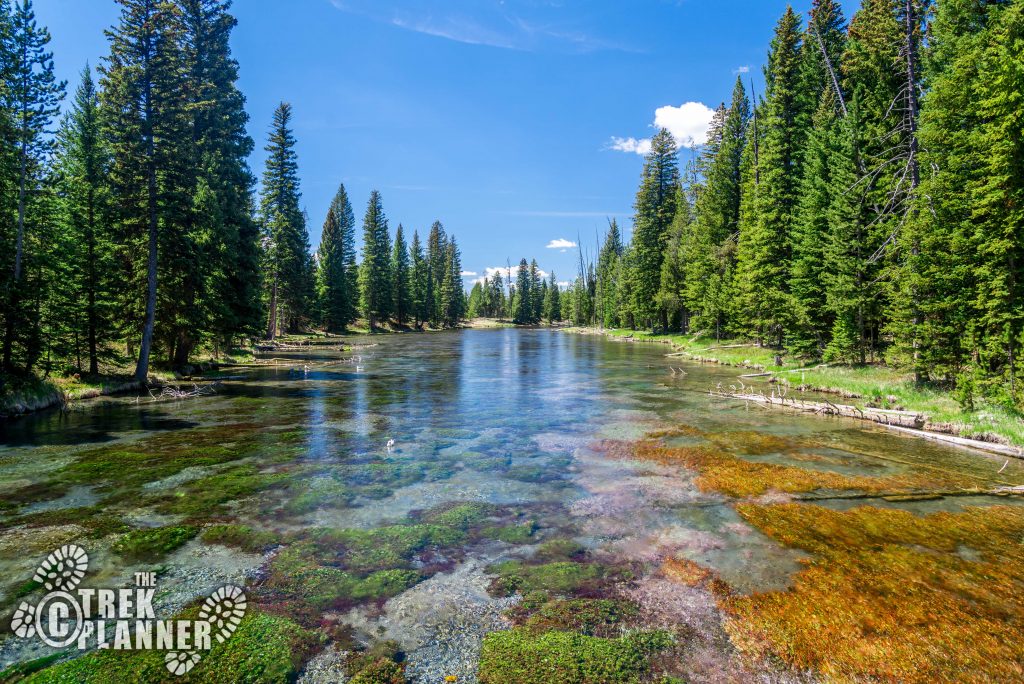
[2,329,1023,682]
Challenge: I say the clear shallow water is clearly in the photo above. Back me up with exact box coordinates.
[2,329,1023,679]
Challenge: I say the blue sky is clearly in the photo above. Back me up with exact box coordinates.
[38,0,855,287]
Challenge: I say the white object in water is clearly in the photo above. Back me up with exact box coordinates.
[386,439,395,452]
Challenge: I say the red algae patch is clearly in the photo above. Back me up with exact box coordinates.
[722,503,1024,683]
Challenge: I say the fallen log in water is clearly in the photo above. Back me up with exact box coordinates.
[796,485,1024,503]
[712,390,926,429]
[712,389,1024,459]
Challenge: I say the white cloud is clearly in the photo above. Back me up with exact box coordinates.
[546,238,577,250]
[472,265,549,286]
[557,281,571,289]
[608,136,652,155]
[460,270,478,277]
[609,101,716,154]
[654,102,717,147]
[735,65,750,74]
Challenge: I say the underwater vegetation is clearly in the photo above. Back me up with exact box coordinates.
[723,503,1024,683]
[477,628,674,684]
[595,436,963,499]
[17,610,321,683]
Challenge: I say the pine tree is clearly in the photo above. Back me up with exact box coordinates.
[101,0,187,379]
[630,128,679,330]
[1,0,64,373]
[391,223,410,326]
[685,78,749,337]
[513,258,531,325]
[466,281,483,319]
[490,269,506,319]
[409,229,428,329]
[529,259,543,324]
[439,236,463,327]
[596,219,623,328]
[258,102,309,338]
[426,220,447,326]
[178,0,260,351]
[790,90,844,358]
[53,66,112,375]
[966,1,1024,398]
[734,7,803,347]
[659,185,692,331]
[543,271,561,324]
[316,184,356,332]
[315,204,345,332]
[358,190,392,329]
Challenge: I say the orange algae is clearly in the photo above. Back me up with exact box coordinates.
[661,558,712,587]
[593,437,963,499]
[722,503,1024,683]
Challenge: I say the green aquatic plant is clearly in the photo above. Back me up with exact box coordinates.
[112,525,198,561]
[152,465,289,517]
[477,628,672,684]
[534,539,586,562]
[200,524,279,553]
[523,598,639,638]
[9,506,132,538]
[21,610,321,683]
[484,520,538,544]
[346,640,407,683]
[487,561,608,596]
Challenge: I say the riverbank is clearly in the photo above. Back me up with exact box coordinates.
[567,327,1024,451]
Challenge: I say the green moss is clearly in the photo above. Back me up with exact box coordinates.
[300,523,465,575]
[201,524,278,553]
[270,564,421,610]
[488,561,606,596]
[10,507,132,539]
[477,628,672,684]
[348,659,406,684]
[284,479,352,515]
[524,599,639,637]
[153,466,288,516]
[0,653,64,681]
[345,640,406,683]
[484,521,538,544]
[22,610,320,683]
[535,539,586,562]
[422,502,496,529]
[112,525,198,561]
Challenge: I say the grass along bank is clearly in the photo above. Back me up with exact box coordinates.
[568,327,1024,450]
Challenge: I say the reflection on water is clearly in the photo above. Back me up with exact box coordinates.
[1,329,1022,680]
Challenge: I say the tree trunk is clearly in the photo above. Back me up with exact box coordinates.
[266,273,278,341]
[134,73,158,383]
[87,192,98,375]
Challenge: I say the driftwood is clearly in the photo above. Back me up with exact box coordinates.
[149,382,220,401]
[713,388,1024,459]
[885,425,1024,459]
[712,390,927,429]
